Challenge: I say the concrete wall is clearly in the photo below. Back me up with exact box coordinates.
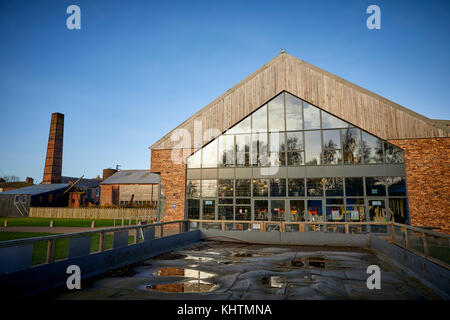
[0,230,201,299]
[389,137,450,234]
[370,235,449,298]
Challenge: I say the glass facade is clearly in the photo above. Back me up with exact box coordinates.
[186,92,408,224]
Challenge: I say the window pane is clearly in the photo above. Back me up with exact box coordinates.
[286,132,303,150]
[287,151,304,165]
[201,180,217,197]
[186,180,201,198]
[386,176,406,196]
[288,178,305,197]
[236,134,250,167]
[218,198,233,205]
[346,206,365,222]
[322,148,342,165]
[271,200,285,221]
[253,179,269,197]
[251,133,268,166]
[289,200,305,221]
[323,130,341,149]
[235,205,251,220]
[342,127,361,164]
[326,198,343,205]
[236,134,250,152]
[321,111,349,129]
[254,200,269,220]
[202,139,217,168]
[235,179,251,197]
[187,199,200,219]
[389,198,408,224]
[252,104,267,132]
[236,152,250,167]
[227,117,251,134]
[218,135,235,167]
[286,93,302,130]
[326,206,344,222]
[236,198,251,205]
[187,150,201,168]
[202,200,216,220]
[345,178,364,196]
[303,102,320,129]
[324,177,343,196]
[270,178,286,197]
[368,199,386,222]
[268,93,285,132]
[269,152,285,166]
[305,131,321,165]
[346,198,365,205]
[361,132,384,163]
[365,177,386,196]
[218,206,234,220]
[307,178,323,196]
[269,132,285,152]
[385,142,404,163]
[306,200,323,222]
[218,179,234,198]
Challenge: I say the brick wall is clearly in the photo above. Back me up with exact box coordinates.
[389,137,450,234]
[100,185,119,206]
[151,149,191,221]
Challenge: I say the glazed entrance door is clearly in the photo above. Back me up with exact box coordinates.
[368,199,387,222]
[288,199,305,222]
[306,199,323,222]
[270,199,286,221]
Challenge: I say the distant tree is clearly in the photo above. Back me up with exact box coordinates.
[1,175,20,182]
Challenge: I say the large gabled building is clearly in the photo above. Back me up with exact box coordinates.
[149,52,449,233]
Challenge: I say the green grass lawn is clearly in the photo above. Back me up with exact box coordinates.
[0,231,135,265]
[0,217,144,228]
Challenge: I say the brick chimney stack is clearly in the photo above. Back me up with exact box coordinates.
[42,113,64,184]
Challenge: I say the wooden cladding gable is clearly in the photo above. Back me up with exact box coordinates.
[151,53,448,150]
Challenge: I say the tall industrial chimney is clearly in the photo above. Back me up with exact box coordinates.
[42,113,64,184]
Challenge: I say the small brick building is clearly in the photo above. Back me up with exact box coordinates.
[148,52,449,234]
[100,170,160,208]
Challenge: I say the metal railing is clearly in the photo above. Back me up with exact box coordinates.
[189,219,450,269]
[0,220,189,269]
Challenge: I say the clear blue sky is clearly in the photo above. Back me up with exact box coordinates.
[0,0,449,182]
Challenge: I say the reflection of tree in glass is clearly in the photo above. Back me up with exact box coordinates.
[385,142,404,163]
[287,151,303,165]
[322,140,338,164]
[342,128,358,164]
[187,181,200,198]
[286,136,299,150]
[358,139,371,163]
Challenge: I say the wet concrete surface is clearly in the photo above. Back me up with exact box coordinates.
[57,241,442,300]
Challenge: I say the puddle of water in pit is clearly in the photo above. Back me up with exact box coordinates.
[146,280,218,293]
[153,267,216,279]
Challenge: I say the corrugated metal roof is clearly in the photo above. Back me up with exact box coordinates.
[101,170,160,185]
[0,183,69,195]
[61,176,101,188]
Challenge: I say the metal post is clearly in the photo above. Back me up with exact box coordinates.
[423,232,429,257]
[404,227,409,249]
[99,232,105,252]
[391,223,395,243]
[345,223,349,234]
[46,239,56,263]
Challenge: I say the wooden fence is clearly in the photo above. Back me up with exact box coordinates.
[29,207,158,220]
